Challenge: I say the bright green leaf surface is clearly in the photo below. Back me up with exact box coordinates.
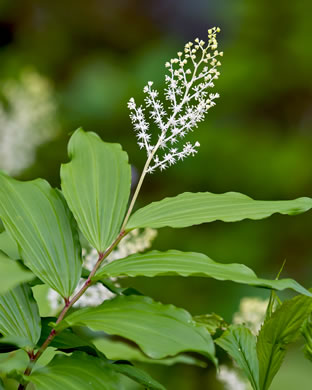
[27,352,125,390]
[0,284,41,349]
[92,338,206,367]
[0,173,82,297]
[127,192,312,230]
[94,250,311,296]
[61,128,131,252]
[216,325,259,390]
[0,252,34,294]
[58,295,216,362]
[257,295,312,390]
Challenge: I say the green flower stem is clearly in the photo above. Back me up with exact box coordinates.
[18,230,126,389]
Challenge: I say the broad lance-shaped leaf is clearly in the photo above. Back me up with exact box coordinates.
[0,284,41,349]
[0,230,19,260]
[257,294,312,390]
[0,252,34,294]
[216,325,259,390]
[112,364,165,390]
[126,191,312,230]
[94,250,312,296]
[0,173,82,298]
[57,295,216,363]
[61,128,131,252]
[27,352,125,390]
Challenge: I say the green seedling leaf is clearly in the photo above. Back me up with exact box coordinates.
[216,325,259,390]
[127,192,312,230]
[61,128,131,252]
[0,173,82,298]
[94,250,311,296]
[257,294,312,390]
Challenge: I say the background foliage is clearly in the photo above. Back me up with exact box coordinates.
[0,1,312,388]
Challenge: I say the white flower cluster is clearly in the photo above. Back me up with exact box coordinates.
[233,297,269,336]
[48,228,157,312]
[0,70,58,175]
[128,27,222,173]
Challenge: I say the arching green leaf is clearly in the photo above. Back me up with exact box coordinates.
[0,252,34,294]
[61,128,131,252]
[92,337,206,367]
[0,173,82,298]
[0,284,41,349]
[127,192,312,230]
[94,250,311,296]
[57,295,216,363]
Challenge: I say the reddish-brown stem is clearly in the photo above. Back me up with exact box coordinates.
[18,230,126,389]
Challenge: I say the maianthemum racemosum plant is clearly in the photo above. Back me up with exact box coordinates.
[0,27,312,390]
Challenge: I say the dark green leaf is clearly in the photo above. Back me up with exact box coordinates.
[0,252,34,294]
[257,294,312,390]
[112,363,165,390]
[127,192,312,230]
[57,295,216,363]
[61,128,131,252]
[0,284,41,349]
[94,250,311,296]
[216,325,259,390]
[0,173,82,298]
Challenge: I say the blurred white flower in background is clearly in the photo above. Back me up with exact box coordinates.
[48,228,157,312]
[0,70,58,175]
[233,297,269,336]
[218,365,250,390]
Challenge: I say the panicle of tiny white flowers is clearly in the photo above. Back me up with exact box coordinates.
[48,229,157,312]
[0,70,58,175]
[233,297,269,336]
[128,27,222,173]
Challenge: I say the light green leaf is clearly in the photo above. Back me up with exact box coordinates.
[193,313,227,335]
[257,294,312,390]
[0,173,82,298]
[302,312,312,362]
[0,230,19,260]
[94,250,312,296]
[127,192,312,230]
[112,363,165,390]
[92,338,207,367]
[57,295,216,363]
[61,128,131,252]
[0,252,34,294]
[27,352,125,390]
[216,325,259,390]
[0,349,28,375]
[0,284,41,349]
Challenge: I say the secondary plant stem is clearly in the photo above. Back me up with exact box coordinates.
[18,230,126,389]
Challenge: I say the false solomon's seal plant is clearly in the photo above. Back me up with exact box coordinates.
[0,27,311,390]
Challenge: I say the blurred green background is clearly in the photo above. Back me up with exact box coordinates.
[0,0,312,388]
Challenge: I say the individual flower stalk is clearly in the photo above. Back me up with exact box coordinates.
[123,27,222,229]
